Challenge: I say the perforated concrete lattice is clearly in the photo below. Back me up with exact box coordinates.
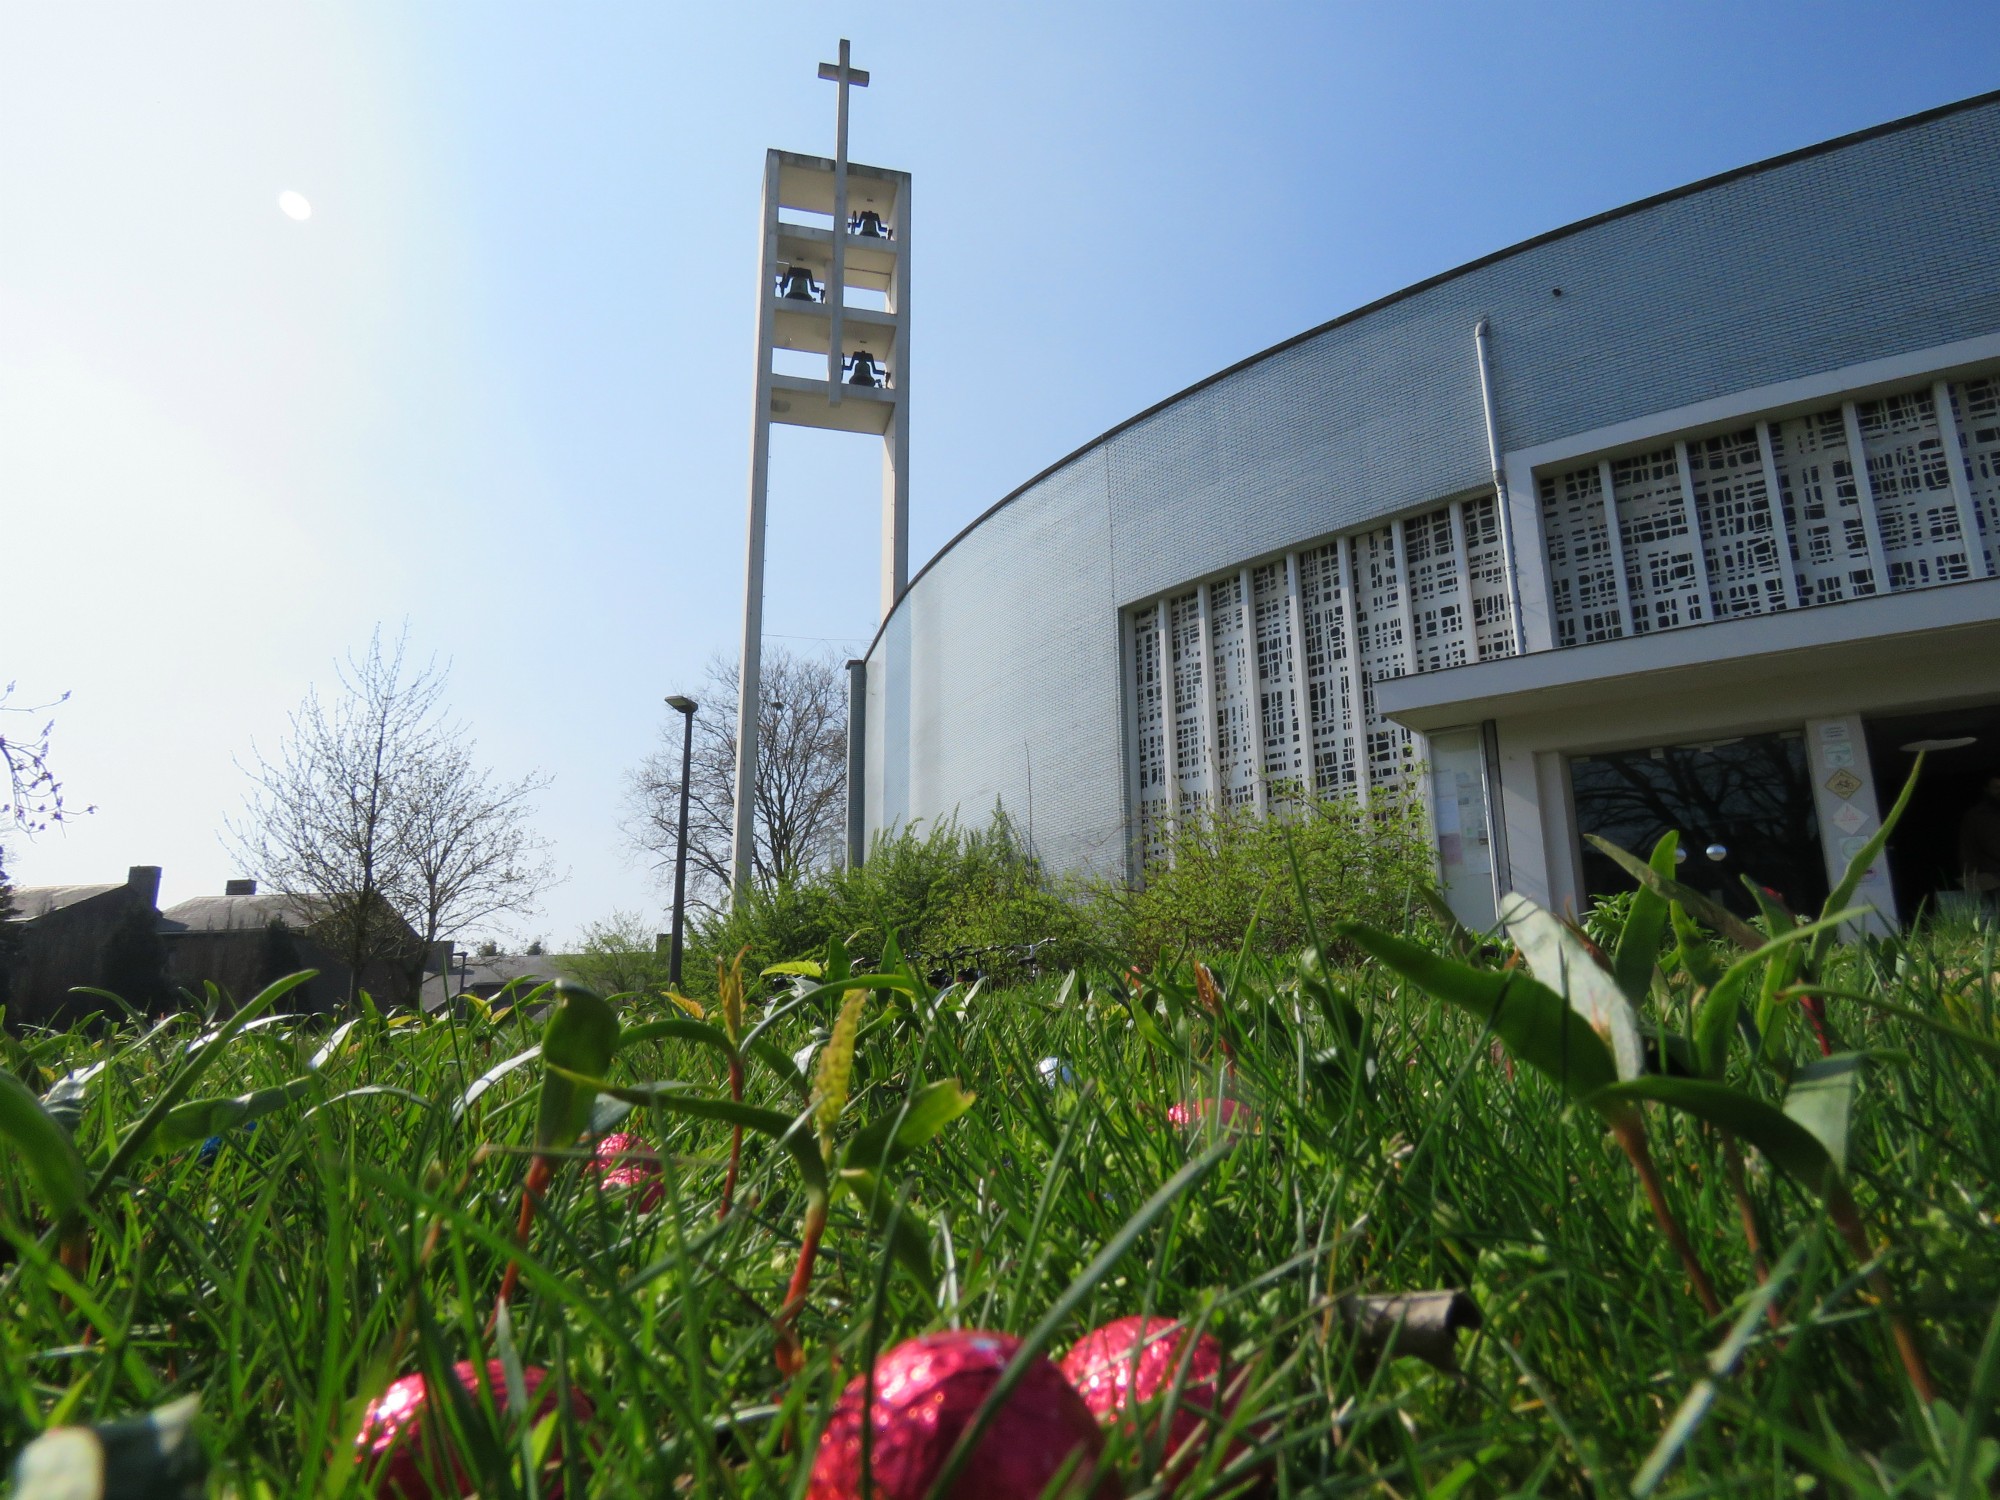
[1404,505,1472,673]
[1772,406,1880,606]
[1687,427,1792,619]
[1856,388,1974,590]
[1540,464,1625,647]
[1611,446,1707,636]
[1541,377,1997,649]
[1128,493,1518,841]
[1953,377,2000,577]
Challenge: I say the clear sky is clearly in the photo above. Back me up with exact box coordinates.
[4,3,1996,946]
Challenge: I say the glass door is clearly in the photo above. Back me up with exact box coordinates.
[1570,731,1827,918]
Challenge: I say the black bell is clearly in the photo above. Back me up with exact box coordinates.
[778,265,820,301]
[845,351,881,388]
[850,210,885,239]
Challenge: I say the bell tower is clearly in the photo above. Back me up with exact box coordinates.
[730,40,910,895]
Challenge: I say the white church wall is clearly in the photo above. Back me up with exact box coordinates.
[857,93,2000,895]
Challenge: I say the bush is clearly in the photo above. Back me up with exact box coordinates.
[686,811,1095,990]
[674,797,1439,988]
[1105,792,1435,963]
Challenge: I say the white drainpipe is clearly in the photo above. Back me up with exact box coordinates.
[1474,318,1528,656]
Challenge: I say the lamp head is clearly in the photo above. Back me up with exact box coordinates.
[665,695,698,715]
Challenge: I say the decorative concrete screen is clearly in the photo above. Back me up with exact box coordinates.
[1540,378,1999,646]
[1955,377,2000,577]
[1128,496,1516,864]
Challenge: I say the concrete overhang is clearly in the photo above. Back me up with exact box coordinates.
[776,223,898,291]
[774,152,907,218]
[1378,578,2000,733]
[768,374,897,435]
[771,298,900,358]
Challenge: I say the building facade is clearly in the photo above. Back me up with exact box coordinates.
[851,92,2000,929]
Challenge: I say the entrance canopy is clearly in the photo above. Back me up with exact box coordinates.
[1379,578,2000,739]
[1377,577,2000,923]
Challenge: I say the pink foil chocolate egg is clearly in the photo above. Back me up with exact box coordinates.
[808,1330,1114,1499]
[586,1131,664,1211]
[1061,1316,1240,1491]
[1165,1097,1253,1132]
[357,1360,593,1497]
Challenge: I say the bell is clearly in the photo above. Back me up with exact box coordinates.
[845,351,881,388]
[850,210,885,239]
[778,265,819,301]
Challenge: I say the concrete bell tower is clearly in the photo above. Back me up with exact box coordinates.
[730,40,909,896]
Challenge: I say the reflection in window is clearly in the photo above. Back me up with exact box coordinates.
[1571,732,1827,918]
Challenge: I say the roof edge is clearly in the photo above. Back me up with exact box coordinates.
[863,85,2000,663]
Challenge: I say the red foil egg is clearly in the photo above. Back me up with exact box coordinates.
[808,1330,1113,1499]
[357,1360,593,1497]
[1165,1097,1253,1132]
[1061,1316,1238,1488]
[587,1131,664,1211]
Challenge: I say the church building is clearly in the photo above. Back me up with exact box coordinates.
[843,90,2000,930]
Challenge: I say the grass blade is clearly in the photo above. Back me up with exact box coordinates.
[92,970,315,1198]
[0,1071,88,1220]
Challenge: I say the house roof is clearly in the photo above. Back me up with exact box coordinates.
[458,954,569,989]
[158,893,326,933]
[6,883,125,920]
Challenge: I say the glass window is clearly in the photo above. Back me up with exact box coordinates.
[1429,728,1497,931]
[1571,731,1827,918]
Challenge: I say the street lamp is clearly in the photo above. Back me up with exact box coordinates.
[664,694,699,988]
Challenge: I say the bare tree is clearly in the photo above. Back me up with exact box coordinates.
[3,682,94,836]
[625,648,847,914]
[229,627,556,1006]
[392,737,559,992]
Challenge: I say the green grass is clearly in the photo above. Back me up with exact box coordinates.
[3,910,1999,1496]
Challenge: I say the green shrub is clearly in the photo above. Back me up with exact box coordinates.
[686,810,1095,989]
[1105,791,1435,963]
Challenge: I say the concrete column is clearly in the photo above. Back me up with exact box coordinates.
[1840,402,1893,593]
[1673,439,1715,619]
[730,152,784,897]
[1282,551,1316,798]
[1934,379,1994,580]
[1598,459,1637,637]
[1446,501,1477,665]
[881,180,910,617]
[1238,566,1268,817]
[1804,714,1898,936]
[1335,538,1368,809]
[845,658,868,867]
[1754,421,1804,610]
[1195,583,1221,809]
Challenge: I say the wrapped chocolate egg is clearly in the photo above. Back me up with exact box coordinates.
[1062,1316,1245,1493]
[1037,1056,1077,1088]
[808,1330,1113,1499]
[356,1360,592,1497]
[586,1131,664,1211]
[1165,1097,1254,1133]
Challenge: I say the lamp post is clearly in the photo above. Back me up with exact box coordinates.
[664,695,699,988]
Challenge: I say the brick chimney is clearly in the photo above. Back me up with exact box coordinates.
[225,878,257,896]
[126,866,162,908]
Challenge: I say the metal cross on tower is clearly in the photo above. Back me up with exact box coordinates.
[819,39,867,402]
[729,41,910,899]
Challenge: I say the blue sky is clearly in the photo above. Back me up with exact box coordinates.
[4,3,1996,944]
